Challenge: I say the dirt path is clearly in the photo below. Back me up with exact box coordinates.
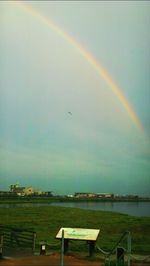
[0,253,149,266]
[0,253,101,266]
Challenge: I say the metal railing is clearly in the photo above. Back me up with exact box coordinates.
[130,254,150,263]
[96,231,131,266]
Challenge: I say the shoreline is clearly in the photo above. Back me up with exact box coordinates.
[0,196,150,204]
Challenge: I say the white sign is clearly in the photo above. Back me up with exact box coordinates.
[42,245,46,250]
[56,227,100,241]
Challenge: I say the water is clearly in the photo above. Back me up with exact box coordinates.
[0,201,150,217]
[51,201,150,217]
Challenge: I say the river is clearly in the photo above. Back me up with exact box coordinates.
[0,201,150,217]
[51,201,150,217]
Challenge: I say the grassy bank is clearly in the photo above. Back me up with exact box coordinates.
[0,206,149,254]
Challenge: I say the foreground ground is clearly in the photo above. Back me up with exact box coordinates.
[1,253,100,266]
[0,253,150,266]
[0,205,149,265]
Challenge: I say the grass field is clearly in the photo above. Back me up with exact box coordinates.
[0,205,149,255]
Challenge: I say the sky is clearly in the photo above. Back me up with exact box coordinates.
[0,1,150,196]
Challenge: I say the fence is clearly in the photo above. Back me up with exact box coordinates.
[96,231,131,266]
[96,231,150,266]
[0,225,36,256]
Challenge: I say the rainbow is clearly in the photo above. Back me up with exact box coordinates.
[14,1,143,131]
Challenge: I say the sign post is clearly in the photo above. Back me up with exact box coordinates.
[116,247,125,266]
[56,227,100,257]
[89,240,96,257]
[60,229,64,266]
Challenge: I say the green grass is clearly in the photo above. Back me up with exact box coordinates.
[0,206,150,254]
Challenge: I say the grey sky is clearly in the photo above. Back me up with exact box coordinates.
[0,1,150,195]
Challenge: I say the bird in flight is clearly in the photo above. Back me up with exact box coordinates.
[68,112,72,115]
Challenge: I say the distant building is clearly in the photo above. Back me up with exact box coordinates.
[10,183,19,192]
[10,183,33,196]
[97,193,114,198]
[67,195,74,198]
[23,187,34,195]
[74,192,114,198]
[74,192,97,198]
[43,191,53,197]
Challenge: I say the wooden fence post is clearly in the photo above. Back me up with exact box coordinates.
[0,235,3,259]
[127,231,131,266]
[32,232,36,254]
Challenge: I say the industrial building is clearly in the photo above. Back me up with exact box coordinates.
[10,183,34,196]
[74,192,114,198]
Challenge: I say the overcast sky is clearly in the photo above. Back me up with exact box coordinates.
[0,1,150,196]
